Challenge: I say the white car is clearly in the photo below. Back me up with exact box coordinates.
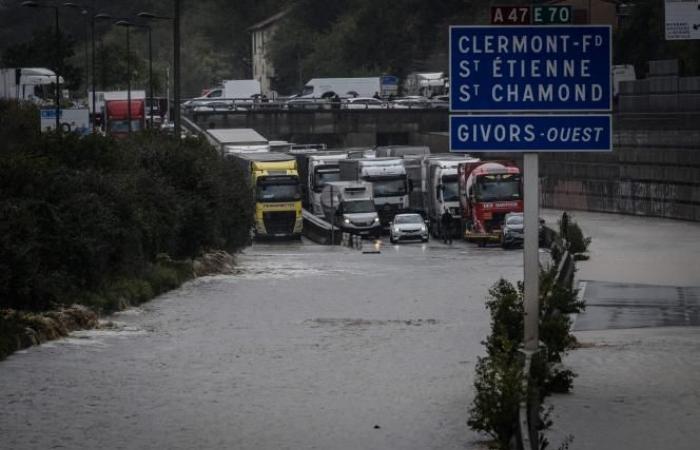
[389,96,431,109]
[343,97,387,109]
[389,213,429,244]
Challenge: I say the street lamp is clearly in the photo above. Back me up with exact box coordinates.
[21,0,61,132]
[63,1,95,132]
[125,22,154,129]
[114,19,134,134]
[137,4,179,138]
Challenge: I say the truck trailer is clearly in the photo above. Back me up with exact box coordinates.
[301,77,397,98]
[457,160,523,245]
[229,152,303,238]
[0,67,63,103]
[422,156,480,237]
[104,99,145,138]
[207,128,269,155]
[294,151,348,215]
[339,157,409,226]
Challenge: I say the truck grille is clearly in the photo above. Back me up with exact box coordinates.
[263,211,296,235]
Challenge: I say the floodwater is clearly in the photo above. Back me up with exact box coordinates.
[2,210,699,450]
[0,238,522,450]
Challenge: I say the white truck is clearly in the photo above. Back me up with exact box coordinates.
[0,67,63,103]
[185,79,261,109]
[320,181,381,237]
[301,77,397,98]
[375,146,431,213]
[294,151,348,215]
[422,156,480,237]
[339,157,409,226]
[206,128,269,155]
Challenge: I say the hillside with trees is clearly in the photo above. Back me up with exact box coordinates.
[1,0,698,97]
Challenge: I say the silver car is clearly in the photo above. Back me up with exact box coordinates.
[389,213,429,243]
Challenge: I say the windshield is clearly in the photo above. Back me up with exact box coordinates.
[394,214,423,224]
[256,181,301,202]
[313,169,340,191]
[343,200,375,214]
[476,174,521,202]
[442,175,459,202]
[109,120,143,133]
[506,215,523,225]
[367,177,407,198]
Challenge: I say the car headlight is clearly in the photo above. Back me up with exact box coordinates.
[393,227,400,233]
[374,217,380,223]
[344,218,350,224]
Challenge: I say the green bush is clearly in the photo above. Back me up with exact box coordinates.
[558,213,591,255]
[469,271,586,447]
[0,101,253,312]
[468,345,524,449]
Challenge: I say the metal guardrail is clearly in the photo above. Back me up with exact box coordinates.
[183,97,448,112]
[516,224,575,450]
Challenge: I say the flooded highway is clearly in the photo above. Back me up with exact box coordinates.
[0,237,522,450]
[2,210,699,450]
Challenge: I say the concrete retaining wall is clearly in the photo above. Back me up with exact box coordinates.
[539,130,700,221]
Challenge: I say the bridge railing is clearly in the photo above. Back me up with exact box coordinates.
[182,97,449,113]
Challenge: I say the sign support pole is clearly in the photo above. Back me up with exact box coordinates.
[523,152,539,351]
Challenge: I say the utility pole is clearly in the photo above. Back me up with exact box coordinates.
[173,0,181,137]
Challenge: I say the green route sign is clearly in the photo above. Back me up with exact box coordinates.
[532,5,572,25]
[491,5,572,25]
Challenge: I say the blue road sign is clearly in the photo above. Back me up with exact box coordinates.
[40,109,60,118]
[450,25,611,112]
[449,115,612,152]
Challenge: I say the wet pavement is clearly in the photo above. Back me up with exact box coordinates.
[575,281,700,331]
[541,210,700,450]
[0,237,523,450]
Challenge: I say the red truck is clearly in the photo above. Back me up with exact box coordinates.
[457,160,523,245]
[104,99,145,138]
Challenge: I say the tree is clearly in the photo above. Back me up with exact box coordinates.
[2,27,82,91]
[615,0,700,76]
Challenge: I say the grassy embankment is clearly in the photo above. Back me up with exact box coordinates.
[0,100,253,359]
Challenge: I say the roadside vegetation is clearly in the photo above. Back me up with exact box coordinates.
[468,215,587,449]
[0,100,253,359]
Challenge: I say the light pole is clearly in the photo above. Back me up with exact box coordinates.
[115,20,133,134]
[63,1,98,133]
[22,1,61,132]
[137,7,178,137]
[131,23,154,128]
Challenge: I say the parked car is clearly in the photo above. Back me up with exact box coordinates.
[192,101,245,113]
[501,213,524,249]
[343,97,387,110]
[430,95,449,109]
[286,98,329,110]
[389,96,432,109]
[501,213,546,249]
[389,213,429,243]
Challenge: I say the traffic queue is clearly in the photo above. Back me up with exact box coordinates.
[206,128,525,247]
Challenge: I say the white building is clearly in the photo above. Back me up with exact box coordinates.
[248,9,290,98]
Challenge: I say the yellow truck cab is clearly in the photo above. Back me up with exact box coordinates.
[232,153,303,238]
